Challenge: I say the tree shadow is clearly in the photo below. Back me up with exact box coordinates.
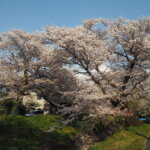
[0,116,76,150]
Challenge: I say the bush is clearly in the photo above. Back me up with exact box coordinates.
[0,99,26,115]
[0,92,9,97]
[11,103,26,115]
[0,107,6,114]
[0,98,16,115]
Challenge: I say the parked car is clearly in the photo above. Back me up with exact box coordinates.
[25,110,43,117]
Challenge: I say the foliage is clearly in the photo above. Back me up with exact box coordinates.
[0,92,9,97]
[11,103,26,115]
[0,97,27,115]
[0,98,16,114]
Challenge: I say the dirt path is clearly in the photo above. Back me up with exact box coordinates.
[145,136,150,150]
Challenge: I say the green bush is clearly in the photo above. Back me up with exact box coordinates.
[0,92,9,97]
[0,107,7,114]
[0,99,26,115]
[11,104,26,115]
[0,99,16,115]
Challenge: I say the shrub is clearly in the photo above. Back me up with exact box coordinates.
[11,104,26,115]
[0,92,9,98]
[0,99,26,115]
[0,98,16,115]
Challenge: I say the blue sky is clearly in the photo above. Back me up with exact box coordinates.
[0,0,150,33]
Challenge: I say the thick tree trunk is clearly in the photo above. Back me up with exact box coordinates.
[121,61,135,91]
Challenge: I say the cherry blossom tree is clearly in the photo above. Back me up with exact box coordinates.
[0,18,149,149]
[42,17,150,119]
[0,30,77,112]
[41,18,150,149]
[107,18,150,109]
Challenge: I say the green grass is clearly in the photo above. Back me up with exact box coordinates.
[90,123,150,150]
[1,115,149,150]
[0,115,79,150]
[27,115,60,130]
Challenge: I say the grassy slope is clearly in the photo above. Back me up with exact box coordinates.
[0,115,79,150]
[1,115,150,150]
[90,123,150,150]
